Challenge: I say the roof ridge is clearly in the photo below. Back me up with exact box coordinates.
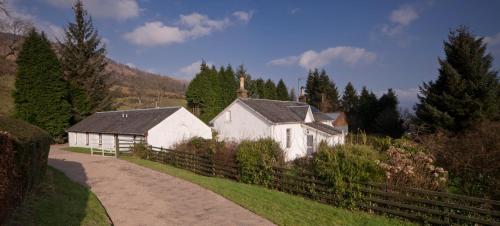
[96,106,182,113]
[240,97,303,104]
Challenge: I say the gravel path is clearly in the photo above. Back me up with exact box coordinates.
[48,145,274,226]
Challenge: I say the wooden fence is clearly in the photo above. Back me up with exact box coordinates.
[139,144,500,225]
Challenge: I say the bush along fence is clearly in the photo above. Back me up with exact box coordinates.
[132,143,500,226]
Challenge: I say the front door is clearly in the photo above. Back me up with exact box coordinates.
[306,135,314,155]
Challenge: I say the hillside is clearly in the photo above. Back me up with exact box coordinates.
[0,33,187,116]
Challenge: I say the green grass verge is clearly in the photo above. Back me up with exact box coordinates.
[7,166,111,226]
[121,155,414,226]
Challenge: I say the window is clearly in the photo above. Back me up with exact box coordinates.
[306,135,314,154]
[98,134,102,145]
[86,133,89,145]
[225,111,231,122]
[286,128,291,148]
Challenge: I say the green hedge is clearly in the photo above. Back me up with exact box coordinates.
[0,116,52,223]
[236,138,285,186]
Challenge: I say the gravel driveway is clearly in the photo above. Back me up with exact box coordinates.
[48,145,274,226]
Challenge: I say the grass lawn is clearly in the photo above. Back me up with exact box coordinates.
[7,166,111,226]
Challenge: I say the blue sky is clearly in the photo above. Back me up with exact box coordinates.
[5,0,500,109]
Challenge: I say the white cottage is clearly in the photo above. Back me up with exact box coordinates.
[210,76,346,161]
[67,107,212,150]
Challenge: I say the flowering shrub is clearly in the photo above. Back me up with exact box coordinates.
[377,146,448,190]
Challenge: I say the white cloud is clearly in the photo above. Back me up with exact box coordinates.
[44,0,140,20]
[124,21,185,46]
[269,46,376,69]
[290,8,301,15]
[484,32,500,46]
[382,5,419,36]
[125,11,248,46]
[232,10,253,23]
[178,60,213,79]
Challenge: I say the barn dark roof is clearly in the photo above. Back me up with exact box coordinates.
[239,98,310,123]
[66,107,181,135]
[305,122,342,135]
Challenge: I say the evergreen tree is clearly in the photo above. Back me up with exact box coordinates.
[60,0,110,123]
[305,69,339,112]
[341,82,358,113]
[341,82,360,131]
[357,87,379,132]
[289,88,297,101]
[14,30,71,140]
[185,62,219,122]
[374,89,404,137]
[276,79,289,100]
[263,79,277,99]
[252,78,265,98]
[219,65,237,107]
[416,26,500,132]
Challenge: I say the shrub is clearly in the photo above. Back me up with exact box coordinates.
[0,116,52,223]
[313,143,383,207]
[421,121,500,199]
[131,142,149,159]
[377,147,447,191]
[236,138,285,186]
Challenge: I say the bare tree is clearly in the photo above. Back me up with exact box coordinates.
[1,16,33,59]
[0,0,8,17]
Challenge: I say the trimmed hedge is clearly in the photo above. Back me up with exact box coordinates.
[0,116,52,223]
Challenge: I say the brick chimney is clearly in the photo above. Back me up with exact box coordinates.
[236,73,248,98]
[298,86,306,102]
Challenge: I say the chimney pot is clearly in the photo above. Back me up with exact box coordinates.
[236,73,248,98]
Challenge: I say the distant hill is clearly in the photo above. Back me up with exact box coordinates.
[0,32,188,116]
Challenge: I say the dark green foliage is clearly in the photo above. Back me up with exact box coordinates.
[263,79,277,99]
[341,82,360,130]
[236,138,285,186]
[276,79,289,100]
[0,116,52,222]
[131,142,149,159]
[305,69,339,112]
[13,30,71,141]
[356,87,379,132]
[185,62,220,122]
[60,0,111,122]
[313,143,383,207]
[415,26,500,133]
[374,89,404,138]
[249,78,265,98]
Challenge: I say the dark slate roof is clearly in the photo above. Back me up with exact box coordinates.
[66,107,181,135]
[305,122,343,135]
[239,98,309,123]
[313,112,334,122]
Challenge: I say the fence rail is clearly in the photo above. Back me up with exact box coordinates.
[126,143,499,225]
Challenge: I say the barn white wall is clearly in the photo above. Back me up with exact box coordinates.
[147,107,212,149]
[212,101,271,142]
[68,132,145,151]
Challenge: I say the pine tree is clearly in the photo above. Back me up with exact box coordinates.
[276,79,289,100]
[252,78,265,98]
[357,87,379,132]
[374,89,404,137]
[14,30,71,141]
[185,62,219,122]
[218,65,237,107]
[305,69,339,112]
[416,26,500,132]
[341,82,358,113]
[60,0,110,123]
[263,79,277,99]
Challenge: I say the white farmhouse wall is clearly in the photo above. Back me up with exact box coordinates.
[147,107,212,149]
[68,132,145,151]
[271,124,307,161]
[212,101,271,142]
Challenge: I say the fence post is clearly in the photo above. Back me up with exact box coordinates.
[115,135,119,158]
